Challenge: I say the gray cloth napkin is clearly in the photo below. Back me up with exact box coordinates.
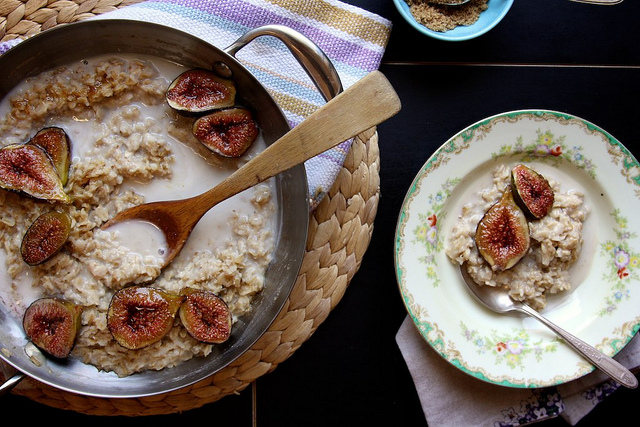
[396,316,639,426]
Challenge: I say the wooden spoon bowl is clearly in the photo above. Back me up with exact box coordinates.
[102,71,401,267]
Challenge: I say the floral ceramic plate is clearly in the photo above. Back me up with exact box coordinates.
[395,110,640,387]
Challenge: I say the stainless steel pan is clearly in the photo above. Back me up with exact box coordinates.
[0,19,341,398]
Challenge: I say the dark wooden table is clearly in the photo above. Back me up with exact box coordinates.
[6,1,639,425]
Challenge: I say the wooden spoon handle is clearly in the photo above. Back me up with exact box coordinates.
[192,70,401,213]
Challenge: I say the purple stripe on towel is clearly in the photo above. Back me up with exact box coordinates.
[158,0,384,71]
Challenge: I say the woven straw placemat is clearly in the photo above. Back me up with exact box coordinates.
[0,0,381,415]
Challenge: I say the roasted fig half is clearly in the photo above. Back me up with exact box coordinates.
[23,297,83,359]
[166,69,236,114]
[21,211,72,266]
[475,186,530,271]
[107,286,184,350]
[192,107,259,157]
[511,164,555,219]
[0,143,71,203]
[179,287,232,344]
[28,127,71,185]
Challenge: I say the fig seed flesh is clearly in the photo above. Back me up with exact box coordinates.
[193,107,259,157]
[179,287,232,344]
[28,127,71,185]
[475,186,530,271]
[21,211,72,266]
[23,298,83,359]
[166,69,236,113]
[511,164,555,219]
[107,286,184,350]
[0,143,71,203]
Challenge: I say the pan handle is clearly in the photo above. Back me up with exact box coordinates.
[0,371,25,397]
[225,25,342,101]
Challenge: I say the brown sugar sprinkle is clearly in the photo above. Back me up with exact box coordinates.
[406,0,489,33]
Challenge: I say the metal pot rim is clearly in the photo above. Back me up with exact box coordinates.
[0,19,339,398]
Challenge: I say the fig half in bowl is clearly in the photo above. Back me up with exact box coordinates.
[23,298,83,359]
[166,69,236,114]
[107,286,184,350]
[179,287,232,344]
[0,143,71,203]
[192,107,259,157]
[475,186,530,271]
[28,127,71,186]
[21,210,72,266]
[511,164,555,220]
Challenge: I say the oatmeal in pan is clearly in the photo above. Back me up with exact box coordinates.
[0,56,276,377]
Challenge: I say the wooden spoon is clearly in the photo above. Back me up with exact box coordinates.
[102,70,401,268]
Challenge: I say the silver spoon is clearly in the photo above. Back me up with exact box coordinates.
[459,265,638,388]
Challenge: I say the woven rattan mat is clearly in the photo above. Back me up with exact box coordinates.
[0,0,381,416]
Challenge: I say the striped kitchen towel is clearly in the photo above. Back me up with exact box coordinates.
[97,0,392,210]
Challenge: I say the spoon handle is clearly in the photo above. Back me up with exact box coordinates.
[0,371,25,396]
[519,304,638,389]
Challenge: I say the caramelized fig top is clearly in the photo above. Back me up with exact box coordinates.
[166,69,236,114]
[511,164,555,219]
[28,127,71,186]
[192,107,259,157]
[0,143,71,203]
[23,297,83,359]
[21,210,72,266]
[179,287,232,344]
[107,286,184,350]
[475,186,531,271]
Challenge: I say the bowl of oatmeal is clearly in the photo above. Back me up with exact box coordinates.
[447,163,589,312]
[393,0,514,41]
[0,20,338,397]
[395,110,640,387]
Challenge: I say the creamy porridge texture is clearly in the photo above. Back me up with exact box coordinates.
[0,56,276,377]
[446,164,589,310]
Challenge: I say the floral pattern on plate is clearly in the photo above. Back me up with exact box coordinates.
[461,321,560,370]
[395,110,640,387]
[598,209,638,316]
[411,178,459,287]
[491,128,597,179]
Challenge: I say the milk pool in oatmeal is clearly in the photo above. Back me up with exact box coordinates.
[0,55,277,377]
